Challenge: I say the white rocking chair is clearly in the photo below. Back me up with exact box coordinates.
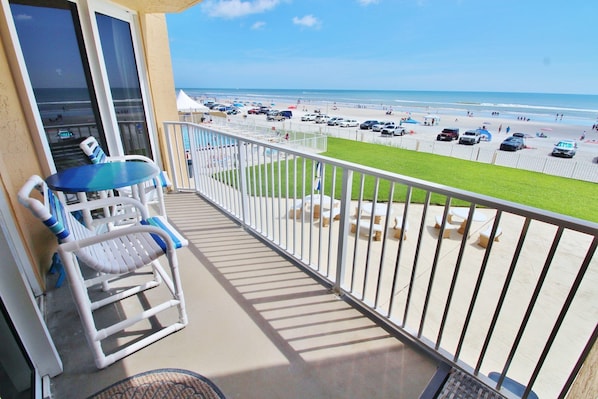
[79,136,171,217]
[18,175,187,369]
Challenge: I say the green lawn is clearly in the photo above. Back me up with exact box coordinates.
[322,137,597,222]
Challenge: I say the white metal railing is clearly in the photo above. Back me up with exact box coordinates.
[164,121,597,399]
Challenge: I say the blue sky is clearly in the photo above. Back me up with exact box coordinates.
[166,0,598,94]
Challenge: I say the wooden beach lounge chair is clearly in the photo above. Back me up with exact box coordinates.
[19,175,188,369]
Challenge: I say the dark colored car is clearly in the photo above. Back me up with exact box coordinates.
[437,127,460,141]
[360,120,379,130]
[278,110,292,119]
[500,136,525,151]
[247,108,260,114]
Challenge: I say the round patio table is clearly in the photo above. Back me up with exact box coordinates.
[449,207,487,234]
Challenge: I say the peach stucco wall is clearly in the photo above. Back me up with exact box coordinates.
[0,33,55,290]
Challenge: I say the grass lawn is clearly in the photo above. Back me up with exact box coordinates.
[322,137,597,223]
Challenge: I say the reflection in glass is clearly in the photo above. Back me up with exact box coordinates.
[96,13,152,158]
[10,0,106,170]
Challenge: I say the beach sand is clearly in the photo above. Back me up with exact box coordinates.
[229,101,598,164]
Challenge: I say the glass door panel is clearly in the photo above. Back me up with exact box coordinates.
[0,299,34,399]
[96,12,152,159]
[10,0,109,171]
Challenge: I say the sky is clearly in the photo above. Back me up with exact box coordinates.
[166,0,598,94]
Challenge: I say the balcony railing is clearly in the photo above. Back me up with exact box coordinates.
[163,121,597,399]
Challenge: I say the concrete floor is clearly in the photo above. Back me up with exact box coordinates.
[45,192,438,399]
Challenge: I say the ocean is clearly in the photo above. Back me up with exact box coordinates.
[182,88,598,126]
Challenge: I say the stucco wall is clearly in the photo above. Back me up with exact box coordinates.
[137,13,179,172]
[0,34,54,291]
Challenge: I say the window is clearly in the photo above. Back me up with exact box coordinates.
[9,0,154,171]
[96,12,152,158]
[10,0,107,170]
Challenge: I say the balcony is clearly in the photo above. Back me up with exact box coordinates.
[45,122,597,399]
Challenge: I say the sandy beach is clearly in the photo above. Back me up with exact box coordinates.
[221,100,598,165]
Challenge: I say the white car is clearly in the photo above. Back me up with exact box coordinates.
[327,117,344,126]
[339,119,359,127]
[315,115,330,124]
[301,113,318,121]
[372,121,393,132]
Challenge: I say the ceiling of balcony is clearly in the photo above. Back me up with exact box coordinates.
[113,0,203,14]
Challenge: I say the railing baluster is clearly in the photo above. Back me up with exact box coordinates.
[163,121,598,398]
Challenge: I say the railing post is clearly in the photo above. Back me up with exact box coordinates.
[237,139,250,226]
[333,167,353,295]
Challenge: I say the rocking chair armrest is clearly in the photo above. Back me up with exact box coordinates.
[59,223,180,254]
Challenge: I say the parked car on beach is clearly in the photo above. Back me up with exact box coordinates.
[372,121,392,132]
[458,129,481,145]
[437,127,460,141]
[339,119,359,127]
[328,117,344,126]
[499,136,525,151]
[551,140,577,158]
[315,115,330,124]
[360,120,379,130]
[381,124,406,136]
[301,113,318,121]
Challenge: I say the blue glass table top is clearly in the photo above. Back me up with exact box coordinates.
[46,162,159,193]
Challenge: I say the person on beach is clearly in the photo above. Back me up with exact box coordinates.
[506,126,511,134]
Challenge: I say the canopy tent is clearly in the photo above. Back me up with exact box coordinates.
[423,115,440,126]
[176,90,209,112]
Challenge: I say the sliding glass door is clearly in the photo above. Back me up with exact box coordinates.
[8,0,154,171]
[96,12,152,158]
[10,0,107,170]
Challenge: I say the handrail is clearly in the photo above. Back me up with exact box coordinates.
[164,121,597,399]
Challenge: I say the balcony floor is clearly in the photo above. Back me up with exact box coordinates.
[46,192,438,399]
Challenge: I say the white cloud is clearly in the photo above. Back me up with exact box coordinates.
[201,0,281,19]
[251,21,266,30]
[357,0,379,5]
[292,15,320,29]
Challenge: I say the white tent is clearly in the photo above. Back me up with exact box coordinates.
[176,90,209,112]
[423,114,440,126]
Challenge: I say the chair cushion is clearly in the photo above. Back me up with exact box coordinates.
[141,216,188,251]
